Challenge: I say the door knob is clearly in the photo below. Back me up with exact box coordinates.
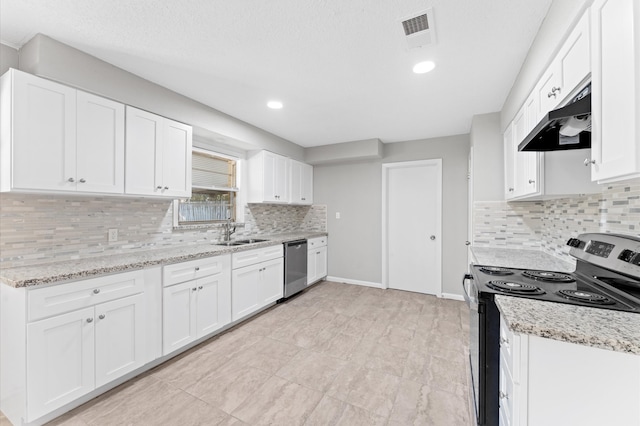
[430,235,436,240]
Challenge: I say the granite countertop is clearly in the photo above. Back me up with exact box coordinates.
[0,232,327,288]
[495,295,640,355]
[471,247,575,273]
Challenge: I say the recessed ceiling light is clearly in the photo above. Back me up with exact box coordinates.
[267,100,283,109]
[413,61,436,74]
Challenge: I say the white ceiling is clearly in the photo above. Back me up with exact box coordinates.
[0,0,552,147]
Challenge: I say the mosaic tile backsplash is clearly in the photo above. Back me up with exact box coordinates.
[0,194,327,268]
[474,179,640,263]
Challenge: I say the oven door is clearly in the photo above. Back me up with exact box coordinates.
[463,273,482,425]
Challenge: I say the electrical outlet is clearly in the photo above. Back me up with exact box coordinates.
[108,228,118,242]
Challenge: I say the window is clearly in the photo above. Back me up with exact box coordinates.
[175,149,238,225]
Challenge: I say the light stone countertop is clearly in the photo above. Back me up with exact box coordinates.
[471,247,575,273]
[0,232,327,288]
[495,295,640,355]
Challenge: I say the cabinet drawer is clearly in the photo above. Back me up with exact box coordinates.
[232,245,283,269]
[307,236,327,249]
[28,270,144,321]
[163,255,230,287]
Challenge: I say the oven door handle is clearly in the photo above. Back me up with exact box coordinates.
[462,273,478,310]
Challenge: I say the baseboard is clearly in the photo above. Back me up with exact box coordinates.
[441,292,464,301]
[326,276,383,289]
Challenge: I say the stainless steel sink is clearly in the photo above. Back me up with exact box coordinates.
[234,238,269,244]
[214,242,245,246]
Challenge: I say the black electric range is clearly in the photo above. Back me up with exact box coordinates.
[463,233,640,425]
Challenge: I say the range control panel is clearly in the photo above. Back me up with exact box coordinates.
[568,233,640,279]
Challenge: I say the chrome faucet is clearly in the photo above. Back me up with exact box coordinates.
[223,218,236,242]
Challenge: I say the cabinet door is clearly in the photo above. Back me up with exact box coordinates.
[590,0,640,182]
[503,125,516,199]
[163,281,197,355]
[11,70,77,191]
[95,294,146,388]
[76,91,125,194]
[27,307,95,421]
[557,12,590,97]
[259,258,284,305]
[300,162,313,204]
[290,160,313,205]
[315,246,328,281]
[231,264,261,321]
[261,151,279,202]
[161,119,192,198]
[535,64,562,120]
[195,272,231,338]
[307,249,316,285]
[274,153,289,202]
[125,106,164,196]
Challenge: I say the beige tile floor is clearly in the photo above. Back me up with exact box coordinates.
[1,281,473,426]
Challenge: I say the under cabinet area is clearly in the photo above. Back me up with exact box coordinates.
[125,106,192,198]
[307,236,328,285]
[0,270,153,425]
[498,314,640,426]
[231,245,284,321]
[162,255,231,355]
[0,69,125,195]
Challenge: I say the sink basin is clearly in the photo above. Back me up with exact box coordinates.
[214,242,245,246]
[234,238,269,244]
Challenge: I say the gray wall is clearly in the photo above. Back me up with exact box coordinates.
[501,0,591,129]
[0,43,18,75]
[470,113,504,202]
[314,134,470,297]
[18,35,303,160]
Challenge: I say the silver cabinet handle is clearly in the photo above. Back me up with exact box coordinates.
[500,337,509,346]
[98,314,106,320]
[68,177,75,183]
[430,235,436,240]
[528,179,535,184]
[198,286,203,290]
[93,288,100,294]
[195,267,200,271]
[79,178,86,183]
[508,188,514,192]
[156,186,162,190]
[164,186,169,190]
[547,86,561,98]
[192,287,197,291]
[317,251,321,254]
[499,391,509,400]
[584,158,595,166]
[86,318,93,323]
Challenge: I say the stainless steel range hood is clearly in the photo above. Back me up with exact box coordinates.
[518,85,591,152]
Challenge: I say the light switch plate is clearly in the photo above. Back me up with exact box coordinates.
[108,228,118,242]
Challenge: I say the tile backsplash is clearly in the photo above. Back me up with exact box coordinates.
[473,178,640,263]
[0,194,326,268]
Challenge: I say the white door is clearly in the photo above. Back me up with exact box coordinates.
[95,294,145,387]
[383,160,442,295]
[27,307,95,421]
[76,91,125,194]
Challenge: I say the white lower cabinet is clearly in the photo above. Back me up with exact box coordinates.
[1,270,150,424]
[499,313,640,426]
[162,255,231,355]
[307,237,328,285]
[231,246,284,321]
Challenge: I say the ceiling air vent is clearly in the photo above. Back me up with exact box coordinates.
[400,8,436,49]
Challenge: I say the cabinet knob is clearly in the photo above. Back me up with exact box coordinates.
[499,391,509,400]
[528,179,535,184]
[547,86,561,98]
[86,318,94,323]
[198,286,203,290]
[465,241,471,246]
[98,314,106,320]
[430,235,436,241]
[156,186,162,190]
[317,251,321,254]
[508,188,514,192]
[79,178,86,183]
[164,186,169,190]
[195,267,200,271]
[93,288,100,294]
[192,287,197,291]
[584,158,595,166]
[68,177,75,183]
[500,337,509,346]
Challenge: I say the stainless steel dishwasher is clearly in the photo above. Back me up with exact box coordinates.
[283,239,308,298]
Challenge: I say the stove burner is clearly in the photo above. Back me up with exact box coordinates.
[479,266,514,276]
[523,270,575,283]
[486,280,545,295]
[557,290,615,305]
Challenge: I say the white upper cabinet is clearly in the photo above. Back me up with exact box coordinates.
[125,106,192,198]
[290,159,313,205]
[247,150,290,203]
[1,69,125,194]
[589,0,640,183]
[504,124,516,198]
